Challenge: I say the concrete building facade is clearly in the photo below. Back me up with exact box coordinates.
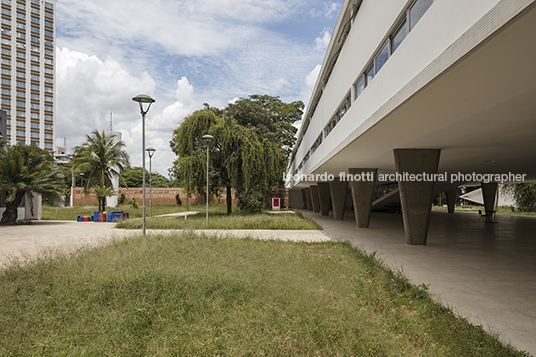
[286,0,536,244]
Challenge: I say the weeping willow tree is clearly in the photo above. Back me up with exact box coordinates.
[213,117,286,213]
[169,108,219,207]
[170,96,299,214]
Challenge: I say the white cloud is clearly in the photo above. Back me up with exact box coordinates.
[305,64,322,88]
[56,48,197,177]
[310,1,340,18]
[315,29,332,50]
[55,1,345,176]
[325,2,339,17]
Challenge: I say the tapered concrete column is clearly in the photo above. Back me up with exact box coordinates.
[348,168,377,228]
[317,182,331,216]
[329,178,348,220]
[301,189,308,209]
[310,185,320,213]
[446,188,457,214]
[394,149,441,245]
[304,187,313,211]
[481,182,498,222]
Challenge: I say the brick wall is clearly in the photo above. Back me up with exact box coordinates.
[266,188,289,208]
[71,187,237,206]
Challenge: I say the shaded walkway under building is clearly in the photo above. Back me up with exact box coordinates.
[300,209,536,355]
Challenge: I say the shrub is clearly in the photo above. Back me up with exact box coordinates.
[118,193,127,205]
[175,194,182,206]
[237,192,264,213]
[127,198,138,209]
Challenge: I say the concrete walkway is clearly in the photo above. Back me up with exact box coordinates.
[299,208,536,355]
[154,211,199,218]
[0,221,330,268]
[0,221,137,267]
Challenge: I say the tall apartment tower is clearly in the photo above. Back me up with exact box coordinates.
[0,0,55,151]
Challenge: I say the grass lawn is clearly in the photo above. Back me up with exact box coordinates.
[0,232,526,356]
[43,204,321,230]
[42,203,208,221]
[433,205,536,216]
[116,209,321,230]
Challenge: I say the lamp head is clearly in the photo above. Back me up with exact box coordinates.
[146,146,156,158]
[132,94,156,115]
[132,94,155,103]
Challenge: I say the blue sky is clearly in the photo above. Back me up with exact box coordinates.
[54,0,342,177]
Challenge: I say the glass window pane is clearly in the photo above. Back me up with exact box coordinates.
[366,66,374,86]
[356,75,365,98]
[409,0,434,31]
[375,41,389,74]
[392,20,407,53]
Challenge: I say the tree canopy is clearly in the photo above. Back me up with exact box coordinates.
[70,130,130,194]
[170,95,303,213]
[501,183,536,211]
[0,145,66,224]
[121,167,171,188]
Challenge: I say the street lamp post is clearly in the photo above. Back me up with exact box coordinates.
[79,173,84,210]
[132,94,155,236]
[146,147,156,217]
[202,135,213,226]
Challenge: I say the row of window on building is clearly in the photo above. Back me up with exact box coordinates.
[8,129,52,138]
[292,0,435,176]
[6,118,52,128]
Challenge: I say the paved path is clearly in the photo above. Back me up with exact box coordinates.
[299,208,536,355]
[0,221,137,267]
[154,211,199,218]
[0,220,330,268]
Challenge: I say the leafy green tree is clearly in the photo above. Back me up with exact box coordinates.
[170,95,300,214]
[501,183,536,211]
[226,95,303,158]
[92,185,116,213]
[170,109,220,199]
[70,130,130,195]
[0,145,66,224]
[120,167,170,188]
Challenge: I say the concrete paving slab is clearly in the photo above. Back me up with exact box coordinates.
[0,221,137,267]
[0,221,330,269]
[153,211,199,218]
[174,229,331,243]
[299,208,536,355]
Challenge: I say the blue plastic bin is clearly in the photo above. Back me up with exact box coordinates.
[107,211,124,222]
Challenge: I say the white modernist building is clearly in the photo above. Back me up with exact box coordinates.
[287,0,536,244]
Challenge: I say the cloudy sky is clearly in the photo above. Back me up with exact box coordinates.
[55,0,342,177]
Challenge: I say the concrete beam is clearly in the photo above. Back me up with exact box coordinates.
[301,189,308,210]
[310,185,320,213]
[317,182,332,216]
[394,149,441,245]
[348,168,377,228]
[329,178,348,220]
[446,188,457,214]
[304,187,313,211]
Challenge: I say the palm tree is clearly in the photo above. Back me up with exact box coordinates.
[71,130,130,199]
[92,185,117,213]
[0,145,66,225]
